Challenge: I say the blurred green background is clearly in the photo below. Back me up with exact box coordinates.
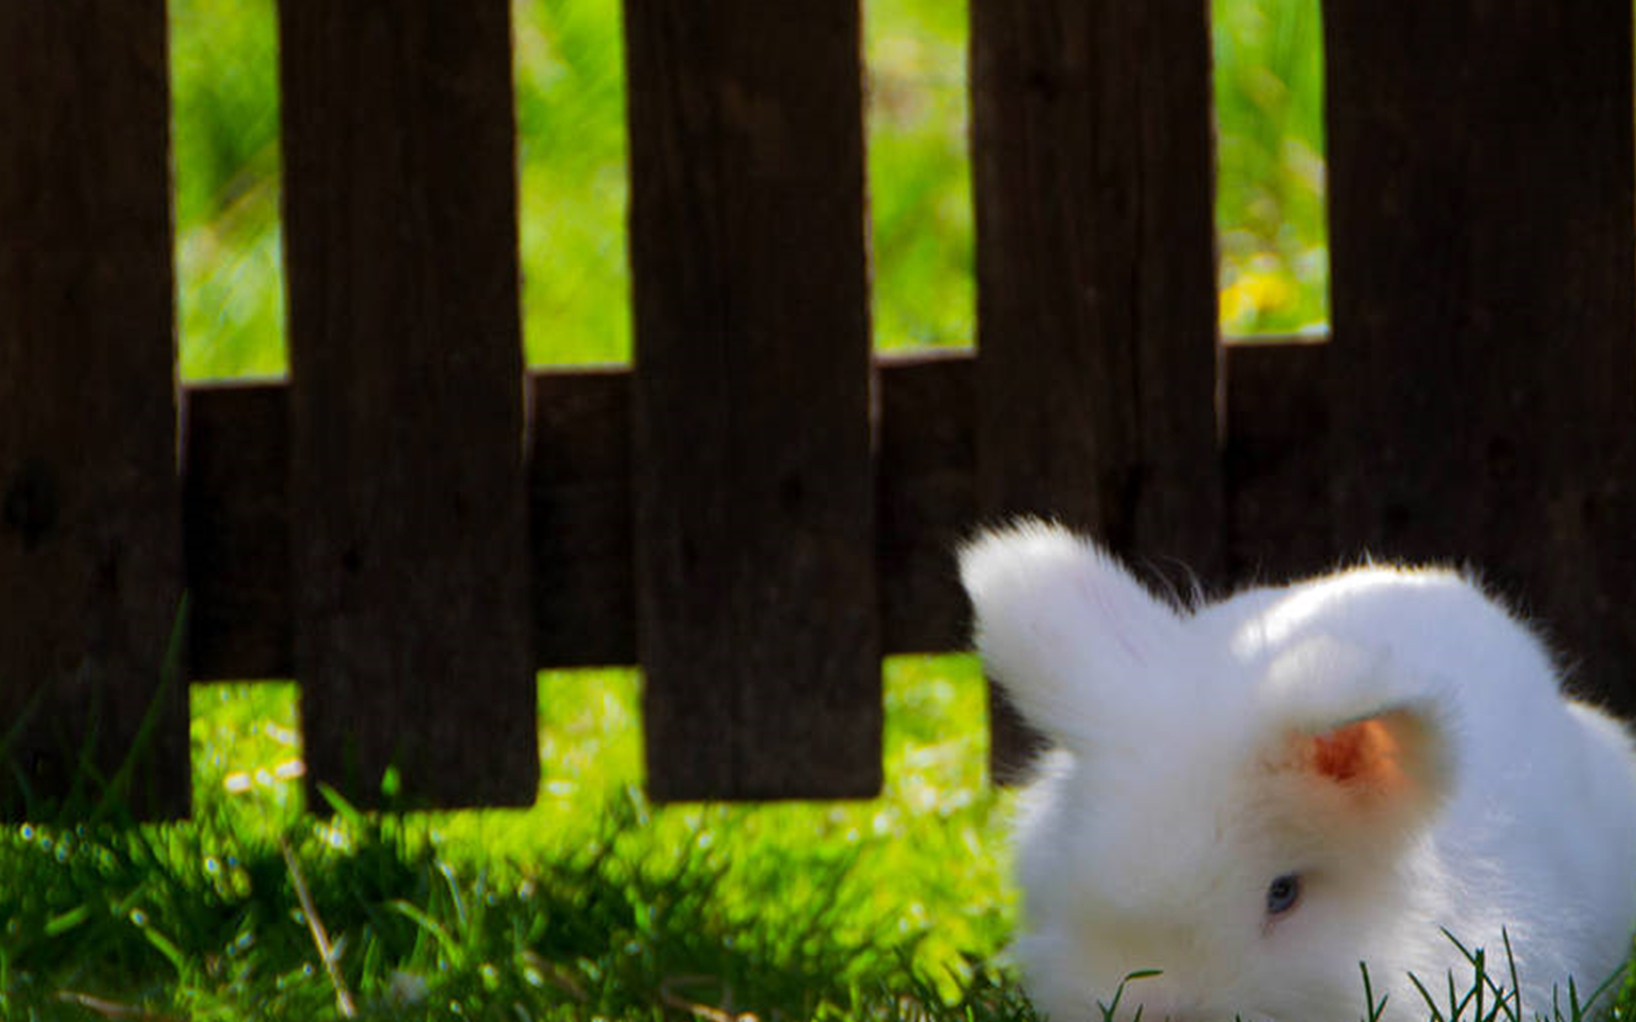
[169,0,1328,381]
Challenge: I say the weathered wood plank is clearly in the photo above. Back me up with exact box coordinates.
[185,383,292,680]
[183,355,977,676]
[878,351,977,654]
[1322,1,1636,711]
[624,0,880,800]
[279,1,537,807]
[530,369,635,667]
[1222,341,1336,584]
[0,2,188,820]
[177,343,1346,663]
[969,0,1221,774]
[183,317,1636,723]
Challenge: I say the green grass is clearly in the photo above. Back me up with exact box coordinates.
[2,659,1034,1020]
[8,665,1636,1020]
[1212,0,1328,336]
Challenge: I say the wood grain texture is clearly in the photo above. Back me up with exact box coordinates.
[624,0,881,800]
[969,0,1222,774]
[9,0,1631,817]
[179,329,1636,745]
[878,351,976,654]
[530,369,634,667]
[185,383,292,680]
[173,347,1336,671]
[1323,1,1636,711]
[183,356,973,675]
[0,2,188,819]
[279,1,537,807]
[1222,341,1336,585]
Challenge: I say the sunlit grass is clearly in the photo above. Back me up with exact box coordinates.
[2,659,1033,1018]
[512,0,631,367]
[1212,0,1329,336]
[866,0,974,351]
[169,0,285,380]
[10,661,1635,1018]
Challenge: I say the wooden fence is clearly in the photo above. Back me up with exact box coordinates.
[2,1,1634,818]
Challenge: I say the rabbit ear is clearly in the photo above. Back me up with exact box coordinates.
[958,520,1183,748]
[1260,637,1453,834]
[1292,706,1447,819]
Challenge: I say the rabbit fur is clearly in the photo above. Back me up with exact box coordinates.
[959,520,1636,1022]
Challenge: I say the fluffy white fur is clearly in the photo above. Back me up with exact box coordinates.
[959,521,1636,1022]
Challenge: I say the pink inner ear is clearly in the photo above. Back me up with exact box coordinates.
[1308,717,1406,791]
[1284,708,1445,826]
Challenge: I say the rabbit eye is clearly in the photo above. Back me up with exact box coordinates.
[1266,873,1302,916]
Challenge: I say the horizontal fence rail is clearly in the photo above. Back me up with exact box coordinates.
[181,346,1308,668]
[3,0,1635,817]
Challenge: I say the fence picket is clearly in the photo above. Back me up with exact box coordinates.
[1323,1,1636,712]
[970,1,1222,774]
[0,2,188,819]
[279,1,537,807]
[624,0,880,799]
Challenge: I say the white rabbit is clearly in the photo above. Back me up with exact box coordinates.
[958,520,1636,1022]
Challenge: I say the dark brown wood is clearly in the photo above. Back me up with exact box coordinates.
[878,351,977,653]
[624,0,880,800]
[970,0,1222,774]
[185,383,292,680]
[173,343,1340,660]
[279,1,537,807]
[1322,1,1636,711]
[530,369,635,667]
[177,332,1636,720]
[1222,340,1336,585]
[180,357,972,676]
[0,2,188,820]
[12,0,1630,816]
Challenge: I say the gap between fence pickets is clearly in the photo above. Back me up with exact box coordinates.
[179,337,1330,682]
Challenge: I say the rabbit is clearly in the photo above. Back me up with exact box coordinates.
[958,520,1636,1022]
